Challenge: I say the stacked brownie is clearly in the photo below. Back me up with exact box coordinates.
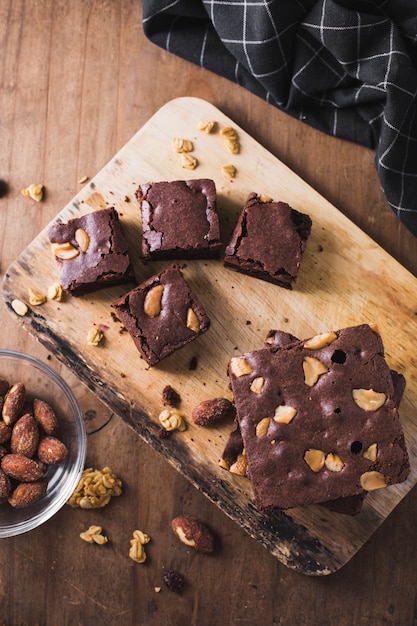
[226,324,410,512]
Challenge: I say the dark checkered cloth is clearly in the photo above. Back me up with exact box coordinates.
[142,0,417,236]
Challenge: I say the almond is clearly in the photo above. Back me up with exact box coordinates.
[191,398,235,427]
[0,420,11,444]
[171,515,214,553]
[2,383,26,425]
[0,468,11,502]
[1,453,46,482]
[33,398,59,435]
[37,436,68,464]
[10,413,39,457]
[8,477,48,508]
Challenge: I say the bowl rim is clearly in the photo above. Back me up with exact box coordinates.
[0,349,87,537]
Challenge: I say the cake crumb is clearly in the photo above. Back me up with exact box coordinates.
[162,385,181,408]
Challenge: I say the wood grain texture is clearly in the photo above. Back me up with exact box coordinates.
[3,97,417,575]
[3,2,417,624]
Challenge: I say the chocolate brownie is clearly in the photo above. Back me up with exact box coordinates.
[111,264,210,366]
[48,208,135,295]
[223,193,312,289]
[136,179,221,261]
[228,324,410,512]
[222,329,407,515]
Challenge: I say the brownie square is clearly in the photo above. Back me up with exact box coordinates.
[48,207,135,296]
[224,193,312,289]
[221,329,407,515]
[136,179,221,261]
[111,264,210,366]
[228,324,410,512]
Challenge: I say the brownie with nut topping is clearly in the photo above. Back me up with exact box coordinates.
[224,193,312,289]
[48,208,135,295]
[136,179,221,261]
[111,264,210,366]
[228,324,409,512]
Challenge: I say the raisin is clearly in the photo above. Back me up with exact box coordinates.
[163,569,185,593]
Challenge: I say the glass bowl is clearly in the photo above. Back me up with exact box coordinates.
[0,350,86,537]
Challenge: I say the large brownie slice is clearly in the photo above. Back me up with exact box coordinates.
[48,207,135,295]
[137,179,221,261]
[223,193,312,289]
[228,324,410,512]
[221,330,406,515]
[111,264,210,366]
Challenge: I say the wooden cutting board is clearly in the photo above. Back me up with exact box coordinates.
[3,97,417,575]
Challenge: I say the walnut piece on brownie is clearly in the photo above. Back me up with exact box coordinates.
[224,193,312,289]
[111,264,210,366]
[228,324,410,512]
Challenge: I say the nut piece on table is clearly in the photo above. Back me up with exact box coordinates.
[158,409,186,432]
[47,282,64,301]
[191,397,235,426]
[11,299,28,316]
[129,529,151,563]
[171,515,214,553]
[198,120,216,133]
[221,164,236,178]
[181,153,198,170]
[21,183,44,202]
[80,525,108,545]
[67,466,122,509]
[28,288,46,306]
[172,137,193,153]
[87,327,104,346]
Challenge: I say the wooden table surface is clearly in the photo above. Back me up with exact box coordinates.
[1,2,417,625]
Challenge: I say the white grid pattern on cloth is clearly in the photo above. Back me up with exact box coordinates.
[142,0,417,235]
